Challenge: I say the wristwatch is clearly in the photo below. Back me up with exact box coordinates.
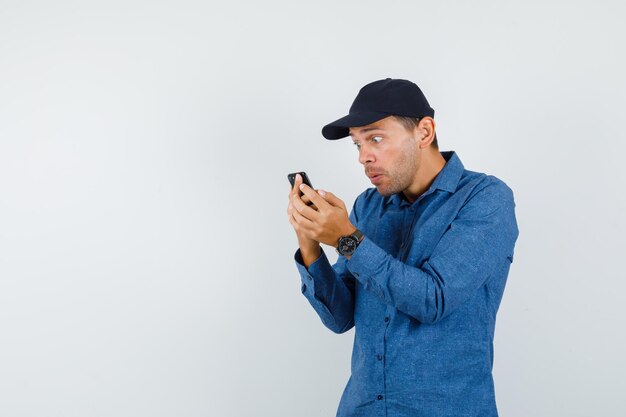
[336,229,364,256]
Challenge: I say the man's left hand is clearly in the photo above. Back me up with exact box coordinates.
[289,183,356,247]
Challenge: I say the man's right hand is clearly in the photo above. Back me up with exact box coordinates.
[287,173,321,267]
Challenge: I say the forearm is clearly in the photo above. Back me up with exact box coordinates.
[298,238,321,268]
[346,238,440,322]
[346,237,492,324]
[295,249,355,333]
[344,186,517,323]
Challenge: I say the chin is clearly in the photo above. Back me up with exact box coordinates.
[375,186,395,197]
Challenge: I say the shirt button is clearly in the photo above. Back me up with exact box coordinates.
[377,395,383,400]
[384,316,389,322]
[353,272,359,277]
[307,275,312,280]
[377,354,383,361]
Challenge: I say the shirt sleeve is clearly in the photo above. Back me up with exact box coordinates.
[293,210,358,334]
[346,179,519,324]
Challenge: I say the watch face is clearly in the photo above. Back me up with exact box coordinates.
[338,237,358,255]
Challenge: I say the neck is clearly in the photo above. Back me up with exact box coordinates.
[402,149,447,203]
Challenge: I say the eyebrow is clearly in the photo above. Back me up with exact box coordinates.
[349,127,385,137]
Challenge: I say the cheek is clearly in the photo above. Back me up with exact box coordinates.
[382,148,402,168]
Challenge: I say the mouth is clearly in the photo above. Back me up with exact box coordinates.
[367,172,385,185]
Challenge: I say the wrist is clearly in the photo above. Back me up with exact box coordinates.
[334,224,357,247]
[336,228,364,257]
[298,240,321,267]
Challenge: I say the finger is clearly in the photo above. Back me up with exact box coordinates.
[301,196,318,211]
[292,175,318,207]
[294,173,302,189]
[299,183,329,210]
[287,198,303,216]
[288,212,300,229]
[289,174,302,194]
[291,206,315,229]
[289,214,317,242]
[299,192,312,205]
[295,175,315,206]
[289,213,307,236]
[318,190,345,209]
[301,193,320,209]
[291,190,320,220]
[289,173,302,197]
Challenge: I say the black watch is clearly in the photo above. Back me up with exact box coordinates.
[336,229,364,256]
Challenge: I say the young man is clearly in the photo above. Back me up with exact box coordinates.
[287,78,519,417]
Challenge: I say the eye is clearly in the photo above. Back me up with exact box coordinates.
[352,142,361,150]
[371,135,383,144]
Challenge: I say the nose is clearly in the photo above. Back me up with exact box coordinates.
[358,144,375,165]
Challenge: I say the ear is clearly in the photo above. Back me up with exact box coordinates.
[416,117,436,149]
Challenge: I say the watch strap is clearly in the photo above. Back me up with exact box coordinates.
[351,229,364,243]
[336,228,364,256]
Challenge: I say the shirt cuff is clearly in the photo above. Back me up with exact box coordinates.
[294,248,329,295]
[293,248,338,326]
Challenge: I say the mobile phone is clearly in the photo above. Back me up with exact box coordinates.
[288,172,315,206]
[287,172,313,189]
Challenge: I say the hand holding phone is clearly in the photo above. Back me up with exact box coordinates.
[288,172,315,206]
[287,172,313,189]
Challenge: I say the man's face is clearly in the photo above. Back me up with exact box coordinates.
[349,116,420,197]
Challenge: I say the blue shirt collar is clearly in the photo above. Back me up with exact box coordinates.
[385,151,464,207]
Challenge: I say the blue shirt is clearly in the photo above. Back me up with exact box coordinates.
[294,151,519,417]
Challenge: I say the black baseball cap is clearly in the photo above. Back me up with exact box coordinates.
[322,78,435,140]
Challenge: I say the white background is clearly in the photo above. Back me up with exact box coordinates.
[1,1,624,416]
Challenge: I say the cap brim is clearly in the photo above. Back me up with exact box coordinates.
[322,111,389,140]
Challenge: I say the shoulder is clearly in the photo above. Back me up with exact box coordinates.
[456,173,519,254]
[475,174,515,205]
[457,173,516,222]
[463,171,513,198]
